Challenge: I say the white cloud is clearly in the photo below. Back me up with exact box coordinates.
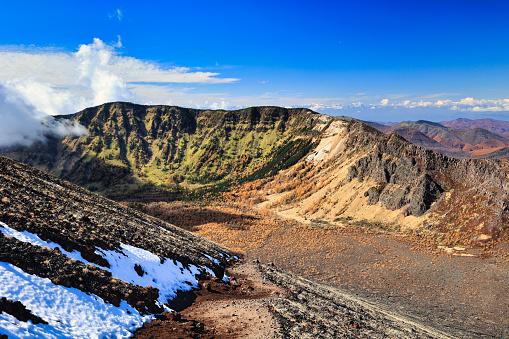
[9,78,83,116]
[0,38,240,116]
[1,38,134,116]
[395,97,509,112]
[109,8,123,21]
[0,83,87,148]
[0,41,238,88]
[75,38,132,106]
[210,101,231,110]
[268,95,509,122]
[303,96,509,114]
[128,83,233,109]
[0,51,75,87]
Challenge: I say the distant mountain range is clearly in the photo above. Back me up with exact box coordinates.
[440,117,509,135]
[365,118,509,159]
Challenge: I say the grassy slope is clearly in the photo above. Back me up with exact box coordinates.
[7,103,321,200]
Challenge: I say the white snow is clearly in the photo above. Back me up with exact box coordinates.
[99,244,201,303]
[203,253,220,265]
[0,220,224,336]
[0,221,211,303]
[201,253,229,282]
[36,177,63,188]
[43,180,63,188]
[0,262,152,339]
[136,218,152,227]
[158,225,170,233]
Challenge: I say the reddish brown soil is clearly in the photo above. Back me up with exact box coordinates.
[141,201,509,338]
[133,267,282,338]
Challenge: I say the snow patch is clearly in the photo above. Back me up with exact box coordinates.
[0,222,207,303]
[0,262,151,339]
[203,253,220,265]
[37,177,63,188]
[99,244,201,303]
[0,221,225,310]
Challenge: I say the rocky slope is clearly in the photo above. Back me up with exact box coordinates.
[0,155,234,337]
[0,155,457,338]
[440,117,509,135]
[230,118,509,247]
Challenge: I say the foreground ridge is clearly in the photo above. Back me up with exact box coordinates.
[0,155,461,338]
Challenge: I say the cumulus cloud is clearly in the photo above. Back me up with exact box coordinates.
[296,96,509,116]
[0,38,153,147]
[0,40,239,92]
[8,79,82,116]
[0,51,75,87]
[210,101,231,110]
[75,38,132,106]
[395,97,509,112]
[0,38,241,120]
[1,39,135,116]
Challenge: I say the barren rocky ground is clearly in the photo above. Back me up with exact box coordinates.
[0,155,466,338]
[134,262,451,339]
[142,201,509,338]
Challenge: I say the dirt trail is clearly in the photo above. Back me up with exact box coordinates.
[145,202,509,338]
[242,226,509,338]
[182,264,283,338]
[135,262,456,338]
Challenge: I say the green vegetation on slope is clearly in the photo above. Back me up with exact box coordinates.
[187,137,316,200]
[7,102,321,201]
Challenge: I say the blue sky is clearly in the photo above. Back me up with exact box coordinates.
[1,0,509,122]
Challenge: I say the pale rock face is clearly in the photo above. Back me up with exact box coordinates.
[306,119,348,164]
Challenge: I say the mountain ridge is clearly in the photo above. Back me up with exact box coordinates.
[3,102,509,245]
[5,102,322,200]
[365,119,509,159]
[224,117,509,248]
[440,117,509,134]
